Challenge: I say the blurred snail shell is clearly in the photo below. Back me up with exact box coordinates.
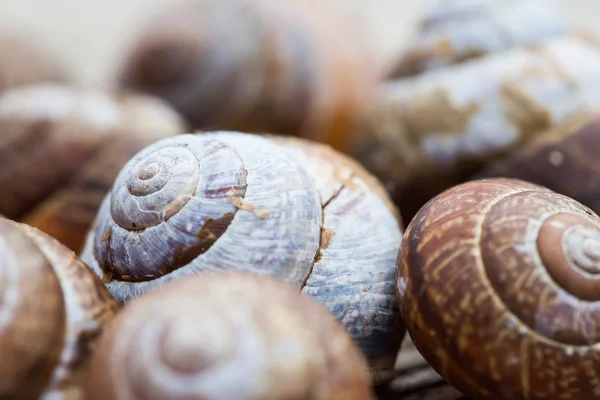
[117,0,378,151]
[353,35,600,222]
[0,216,117,399]
[475,109,600,216]
[0,30,65,94]
[0,83,186,251]
[80,131,404,384]
[397,178,600,400]
[387,0,566,79]
[85,272,375,400]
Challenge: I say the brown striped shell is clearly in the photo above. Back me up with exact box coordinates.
[0,217,117,399]
[117,0,378,152]
[398,178,600,400]
[85,272,375,400]
[353,35,600,222]
[80,131,404,384]
[0,31,65,94]
[475,109,600,216]
[387,0,566,79]
[0,83,186,252]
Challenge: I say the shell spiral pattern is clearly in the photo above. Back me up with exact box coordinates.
[398,178,600,399]
[0,217,117,399]
[85,273,375,400]
[81,131,404,384]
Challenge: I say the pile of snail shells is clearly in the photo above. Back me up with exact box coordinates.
[397,177,600,400]
[0,83,186,252]
[0,214,376,399]
[79,130,405,386]
[352,0,600,223]
[116,0,379,153]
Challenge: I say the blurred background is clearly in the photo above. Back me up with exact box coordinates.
[1,0,597,88]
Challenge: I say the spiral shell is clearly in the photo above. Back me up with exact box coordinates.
[0,217,116,399]
[398,178,600,399]
[387,0,566,79]
[81,131,404,384]
[85,272,374,400]
[354,35,600,222]
[117,0,378,151]
[0,30,65,94]
[0,83,185,251]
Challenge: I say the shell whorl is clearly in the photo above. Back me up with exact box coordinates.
[0,219,65,399]
[0,218,117,399]
[87,132,320,289]
[85,273,374,400]
[82,131,403,384]
[398,178,600,399]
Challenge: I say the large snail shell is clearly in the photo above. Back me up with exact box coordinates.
[0,217,116,399]
[0,30,65,94]
[81,131,404,384]
[85,272,375,400]
[475,109,600,216]
[387,0,566,79]
[354,36,600,222]
[398,178,600,400]
[0,83,185,250]
[117,0,378,152]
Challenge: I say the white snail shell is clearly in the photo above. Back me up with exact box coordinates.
[81,131,404,384]
[85,272,375,400]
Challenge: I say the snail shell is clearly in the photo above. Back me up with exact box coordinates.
[387,0,566,79]
[117,0,378,151]
[354,36,600,222]
[0,83,185,251]
[0,30,65,94]
[0,216,117,399]
[80,131,404,384]
[475,109,600,217]
[85,272,375,400]
[398,178,600,400]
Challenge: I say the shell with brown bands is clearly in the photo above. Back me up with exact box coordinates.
[117,0,378,152]
[387,0,566,79]
[398,178,600,400]
[85,272,375,400]
[354,36,600,222]
[0,217,117,399]
[81,131,404,384]
[0,83,186,252]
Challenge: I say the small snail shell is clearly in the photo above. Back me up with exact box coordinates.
[117,0,378,151]
[0,30,65,94]
[0,216,117,399]
[387,0,566,79]
[475,109,600,217]
[397,178,600,400]
[81,131,404,384]
[85,272,375,400]
[0,83,186,251]
[353,36,600,222]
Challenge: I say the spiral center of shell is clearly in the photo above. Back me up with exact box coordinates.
[563,225,600,274]
[138,161,160,180]
[111,146,200,230]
